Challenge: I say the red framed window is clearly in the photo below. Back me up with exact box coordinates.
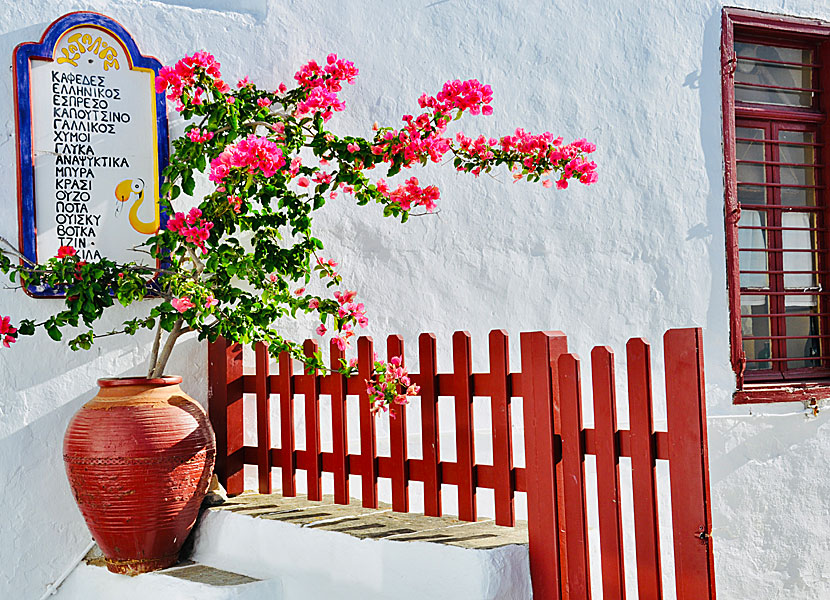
[722,9,830,403]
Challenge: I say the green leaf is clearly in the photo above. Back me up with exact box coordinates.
[182,175,195,196]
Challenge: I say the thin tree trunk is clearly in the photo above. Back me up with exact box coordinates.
[146,320,163,378]
[151,318,183,378]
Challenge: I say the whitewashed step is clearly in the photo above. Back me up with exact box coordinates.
[54,560,282,599]
[190,493,532,600]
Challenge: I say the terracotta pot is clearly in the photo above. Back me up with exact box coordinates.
[63,376,216,575]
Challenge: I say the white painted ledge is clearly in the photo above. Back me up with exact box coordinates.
[192,508,532,600]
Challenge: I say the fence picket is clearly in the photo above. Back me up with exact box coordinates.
[521,331,563,600]
[664,328,716,600]
[419,333,442,517]
[255,342,272,494]
[358,336,379,508]
[303,339,322,501]
[278,350,296,496]
[489,329,514,526]
[592,346,626,600]
[627,338,663,600]
[330,340,349,504]
[388,335,409,512]
[453,331,476,521]
[207,338,244,495]
[558,353,591,599]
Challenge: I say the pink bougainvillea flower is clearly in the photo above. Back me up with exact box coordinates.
[236,76,251,88]
[187,128,214,143]
[209,134,286,184]
[294,287,306,296]
[257,97,272,108]
[228,194,243,213]
[204,295,219,309]
[308,298,320,310]
[267,274,278,284]
[56,245,76,259]
[316,324,327,336]
[542,179,553,188]
[171,297,195,313]
[297,177,311,188]
[226,96,236,104]
[347,143,359,153]
[0,316,17,336]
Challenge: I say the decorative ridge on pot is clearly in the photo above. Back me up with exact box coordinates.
[97,375,183,387]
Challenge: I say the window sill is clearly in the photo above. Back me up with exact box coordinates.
[733,381,830,404]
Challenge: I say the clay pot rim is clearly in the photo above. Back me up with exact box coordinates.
[97,376,183,388]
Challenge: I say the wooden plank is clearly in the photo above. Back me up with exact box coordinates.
[626,338,663,600]
[489,329,514,526]
[303,339,322,501]
[358,336,378,508]
[330,339,349,504]
[419,332,441,517]
[255,342,272,494]
[558,353,591,599]
[520,331,563,600]
[547,331,570,596]
[278,350,296,496]
[592,346,626,600]
[388,334,409,512]
[453,331,476,521]
[207,338,245,496]
[664,328,716,600]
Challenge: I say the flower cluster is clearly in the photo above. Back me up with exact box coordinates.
[419,79,493,117]
[155,51,229,111]
[293,54,358,121]
[187,128,214,143]
[56,245,77,259]
[0,316,17,348]
[209,134,286,184]
[171,297,195,313]
[386,177,440,212]
[367,356,420,416]
[334,289,368,328]
[167,208,214,254]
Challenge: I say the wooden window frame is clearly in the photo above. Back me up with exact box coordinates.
[723,8,830,403]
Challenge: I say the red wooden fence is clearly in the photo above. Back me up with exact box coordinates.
[207,327,716,599]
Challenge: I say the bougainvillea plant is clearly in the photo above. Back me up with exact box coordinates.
[0,51,596,413]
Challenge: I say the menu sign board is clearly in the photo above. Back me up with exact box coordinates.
[14,12,169,297]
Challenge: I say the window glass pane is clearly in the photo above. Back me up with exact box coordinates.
[781,212,818,289]
[734,43,815,107]
[741,295,772,370]
[738,184,767,205]
[738,210,769,288]
[736,128,766,203]
[785,303,821,369]
[779,131,817,206]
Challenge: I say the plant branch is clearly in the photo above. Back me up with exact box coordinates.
[0,236,36,267]
[147,320,163,378]
[151,318,183,378]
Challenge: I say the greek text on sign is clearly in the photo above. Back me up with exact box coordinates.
[15,13,169,297]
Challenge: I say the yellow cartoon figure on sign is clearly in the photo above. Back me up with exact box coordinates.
[114,178,159,235]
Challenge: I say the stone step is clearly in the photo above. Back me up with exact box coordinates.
[54,550,282,599]
[190,492,532,600]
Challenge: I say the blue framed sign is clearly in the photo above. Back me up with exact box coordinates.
[14,12,169,297]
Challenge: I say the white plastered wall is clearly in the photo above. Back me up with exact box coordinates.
[1,0,829,598]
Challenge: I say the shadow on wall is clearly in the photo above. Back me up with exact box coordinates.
[692,5,734,403]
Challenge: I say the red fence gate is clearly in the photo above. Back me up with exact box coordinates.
[207,327,716,599]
